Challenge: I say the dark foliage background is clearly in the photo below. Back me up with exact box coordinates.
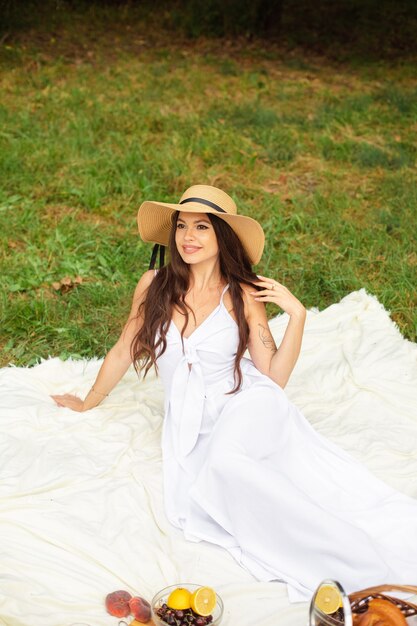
[1,0,417,59]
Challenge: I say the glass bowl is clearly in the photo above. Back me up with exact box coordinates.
[151,583,224,626]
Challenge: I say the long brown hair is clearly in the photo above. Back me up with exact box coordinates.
[131,212,261,392]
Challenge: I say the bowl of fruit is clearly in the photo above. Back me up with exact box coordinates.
[151,584,223,626]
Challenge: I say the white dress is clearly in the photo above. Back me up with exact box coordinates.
[156,283,417,600]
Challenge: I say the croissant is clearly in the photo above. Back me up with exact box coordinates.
[354,598,407,626]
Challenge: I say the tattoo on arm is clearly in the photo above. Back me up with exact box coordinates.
[258,324,277,352]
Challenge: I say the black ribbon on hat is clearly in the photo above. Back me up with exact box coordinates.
[148,243,165,270]
[179,197,226,212]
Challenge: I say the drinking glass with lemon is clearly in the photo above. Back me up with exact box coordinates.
[310,580,353,626]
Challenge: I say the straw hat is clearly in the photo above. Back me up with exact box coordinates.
[137,184,265,265]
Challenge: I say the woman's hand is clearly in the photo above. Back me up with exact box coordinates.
[51,394,85,412]
[251,275,306,319]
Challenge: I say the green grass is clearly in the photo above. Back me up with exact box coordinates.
[1,16,417,366]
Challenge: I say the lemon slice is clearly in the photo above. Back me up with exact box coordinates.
[190,586,216,616]
[167,587,192,610]
[315,584,343,615]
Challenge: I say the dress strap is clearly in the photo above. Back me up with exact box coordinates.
[220,283,230,302]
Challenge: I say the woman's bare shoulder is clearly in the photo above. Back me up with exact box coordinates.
[239,281,258,304]
[132,269,157,301]
[139,268,157,286]
[239,280,266,321]
[239,281,255,294]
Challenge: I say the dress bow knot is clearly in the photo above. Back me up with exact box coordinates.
[184,345,200,365]
[169,344,205,462]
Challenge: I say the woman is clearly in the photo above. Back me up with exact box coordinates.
[52,184,417,600]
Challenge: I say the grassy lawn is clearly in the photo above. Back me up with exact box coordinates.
[1,13,416,367]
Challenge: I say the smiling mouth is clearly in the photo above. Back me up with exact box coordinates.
[182,246,202,253]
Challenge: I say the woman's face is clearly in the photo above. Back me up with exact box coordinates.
[175,211,219,265]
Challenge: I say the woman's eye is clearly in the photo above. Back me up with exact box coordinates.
[176,223,208,230]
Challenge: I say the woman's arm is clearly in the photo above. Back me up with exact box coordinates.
[51,269,156,411]
[243,276,306,388]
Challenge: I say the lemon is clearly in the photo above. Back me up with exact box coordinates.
[315,584,343,615]
[190,586,216,616]
[167,587,192,610]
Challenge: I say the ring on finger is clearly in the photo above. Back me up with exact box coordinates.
[270,282,275,290]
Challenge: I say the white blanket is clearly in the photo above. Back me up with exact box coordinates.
[1,289,416,626]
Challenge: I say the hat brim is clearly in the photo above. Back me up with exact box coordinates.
[137,200,264,265]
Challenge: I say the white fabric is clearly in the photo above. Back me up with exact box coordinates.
[0,289,416,626]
